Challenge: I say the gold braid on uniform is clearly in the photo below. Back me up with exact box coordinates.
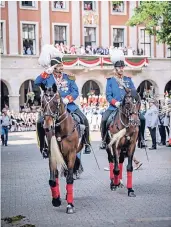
[68,73,76,80]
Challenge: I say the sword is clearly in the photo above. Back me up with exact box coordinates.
[90,145,100,170]
[143,138,149,162]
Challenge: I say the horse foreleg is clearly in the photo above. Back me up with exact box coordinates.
[66,151,76,214]
[49,168,61,207]
[106,147,115,190]
[127,145,136,197]
[113,146,120,188]
[119,152,125,187]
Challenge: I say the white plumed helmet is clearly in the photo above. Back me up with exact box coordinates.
[110,49,125,67]
[38,44,63,69]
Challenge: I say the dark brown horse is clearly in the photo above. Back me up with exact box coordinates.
[40,83,85,214]
[105,89,141,197]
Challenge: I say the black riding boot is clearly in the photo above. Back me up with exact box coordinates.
[74,109,91,154]
[100,121,106,149]
[37,122,48,158]
[83,124,91,154]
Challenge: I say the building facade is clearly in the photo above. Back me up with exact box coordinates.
[1,1,171,111]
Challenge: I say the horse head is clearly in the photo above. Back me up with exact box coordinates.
[41,83,64,138]
[122,89,141,115]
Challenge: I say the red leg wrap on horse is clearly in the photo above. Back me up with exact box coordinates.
[127,172,132,189]
[51,178,60,198]
[114,175,119,185]
[119,163,123,180]
[66,184,73,204]
[109,163,114,180]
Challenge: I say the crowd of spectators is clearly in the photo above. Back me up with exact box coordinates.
[1,109,38,133]
[54,42,144,56]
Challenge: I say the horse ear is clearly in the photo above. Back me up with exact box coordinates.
[52,83,57,93]
[40,83,46,91]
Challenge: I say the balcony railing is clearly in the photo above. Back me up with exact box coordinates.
[62,55,149,69]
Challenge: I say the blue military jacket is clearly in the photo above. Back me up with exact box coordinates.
[106,76,135,110]
[34,73,79,112]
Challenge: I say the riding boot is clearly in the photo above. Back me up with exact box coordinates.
[100,121,106,149]
[73,108,91,154]
[37,122,48,158]
[83,125,91,154]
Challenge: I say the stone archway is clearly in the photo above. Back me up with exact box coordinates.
[81,80,100,98]
[1,80,9,110]
[19,80,41,109]
[164,80,171,94]
[137,80,156,99]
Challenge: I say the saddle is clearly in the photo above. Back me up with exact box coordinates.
[71,113,85,138]
[106,109,118,130]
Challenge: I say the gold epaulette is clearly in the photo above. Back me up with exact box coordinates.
[68,73,76,80]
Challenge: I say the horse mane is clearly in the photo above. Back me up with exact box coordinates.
[122,89,141,106]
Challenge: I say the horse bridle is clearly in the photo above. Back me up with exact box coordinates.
[119,99,140,128]
[41,92,68,128]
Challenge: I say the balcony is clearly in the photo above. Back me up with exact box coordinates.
[1,54,148,73]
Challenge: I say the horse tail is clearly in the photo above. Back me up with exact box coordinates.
[108,128,126,148]
[50,135,67,172]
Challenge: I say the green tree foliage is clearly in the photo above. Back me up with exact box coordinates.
[127,1,171,47]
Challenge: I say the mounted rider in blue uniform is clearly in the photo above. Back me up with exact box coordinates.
[35,44,91,155]
[100,49,136,149]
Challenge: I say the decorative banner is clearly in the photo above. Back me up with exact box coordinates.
[63,56,149,69]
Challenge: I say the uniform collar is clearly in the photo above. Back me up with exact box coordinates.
[53,73,63,79]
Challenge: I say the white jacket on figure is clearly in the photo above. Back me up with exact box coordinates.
[145,104,159,129]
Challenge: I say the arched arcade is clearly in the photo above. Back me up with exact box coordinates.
[19,80,41,110]
[1,80,9,110]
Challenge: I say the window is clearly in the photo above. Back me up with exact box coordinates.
[21,1,35,7]
[113,28,124,47]
[112,2,124,13]
[0,1,5,7]
[53,1,66,9]
[84,27,96,47]
[0,22,4,54]
[139,29,151,56]
[22,24,36,55]
[54,26,67,45]
[83,1,96,11]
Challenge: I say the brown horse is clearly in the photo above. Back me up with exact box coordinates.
[40,83,85,214]
[105,89,141,197]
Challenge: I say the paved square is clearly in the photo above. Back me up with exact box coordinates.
[1,131,171,227]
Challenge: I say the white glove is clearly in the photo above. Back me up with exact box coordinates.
[63,98,69,105]
[115,101,120,108]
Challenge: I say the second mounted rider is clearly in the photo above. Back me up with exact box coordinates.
[100,49,136,149]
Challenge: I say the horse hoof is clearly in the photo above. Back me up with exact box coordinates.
[66,204,75,214]
[128,190,136,197]
[110,183,117,191]
[52,197,61,207]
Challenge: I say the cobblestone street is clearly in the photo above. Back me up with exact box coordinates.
[1,131,171,227]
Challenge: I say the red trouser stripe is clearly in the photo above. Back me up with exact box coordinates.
[51,178,60,198]
[127,172,132,189]
[114,175,119,185]
[66,184,73,204]
[119,163,123,180]
[109,163,114,180]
